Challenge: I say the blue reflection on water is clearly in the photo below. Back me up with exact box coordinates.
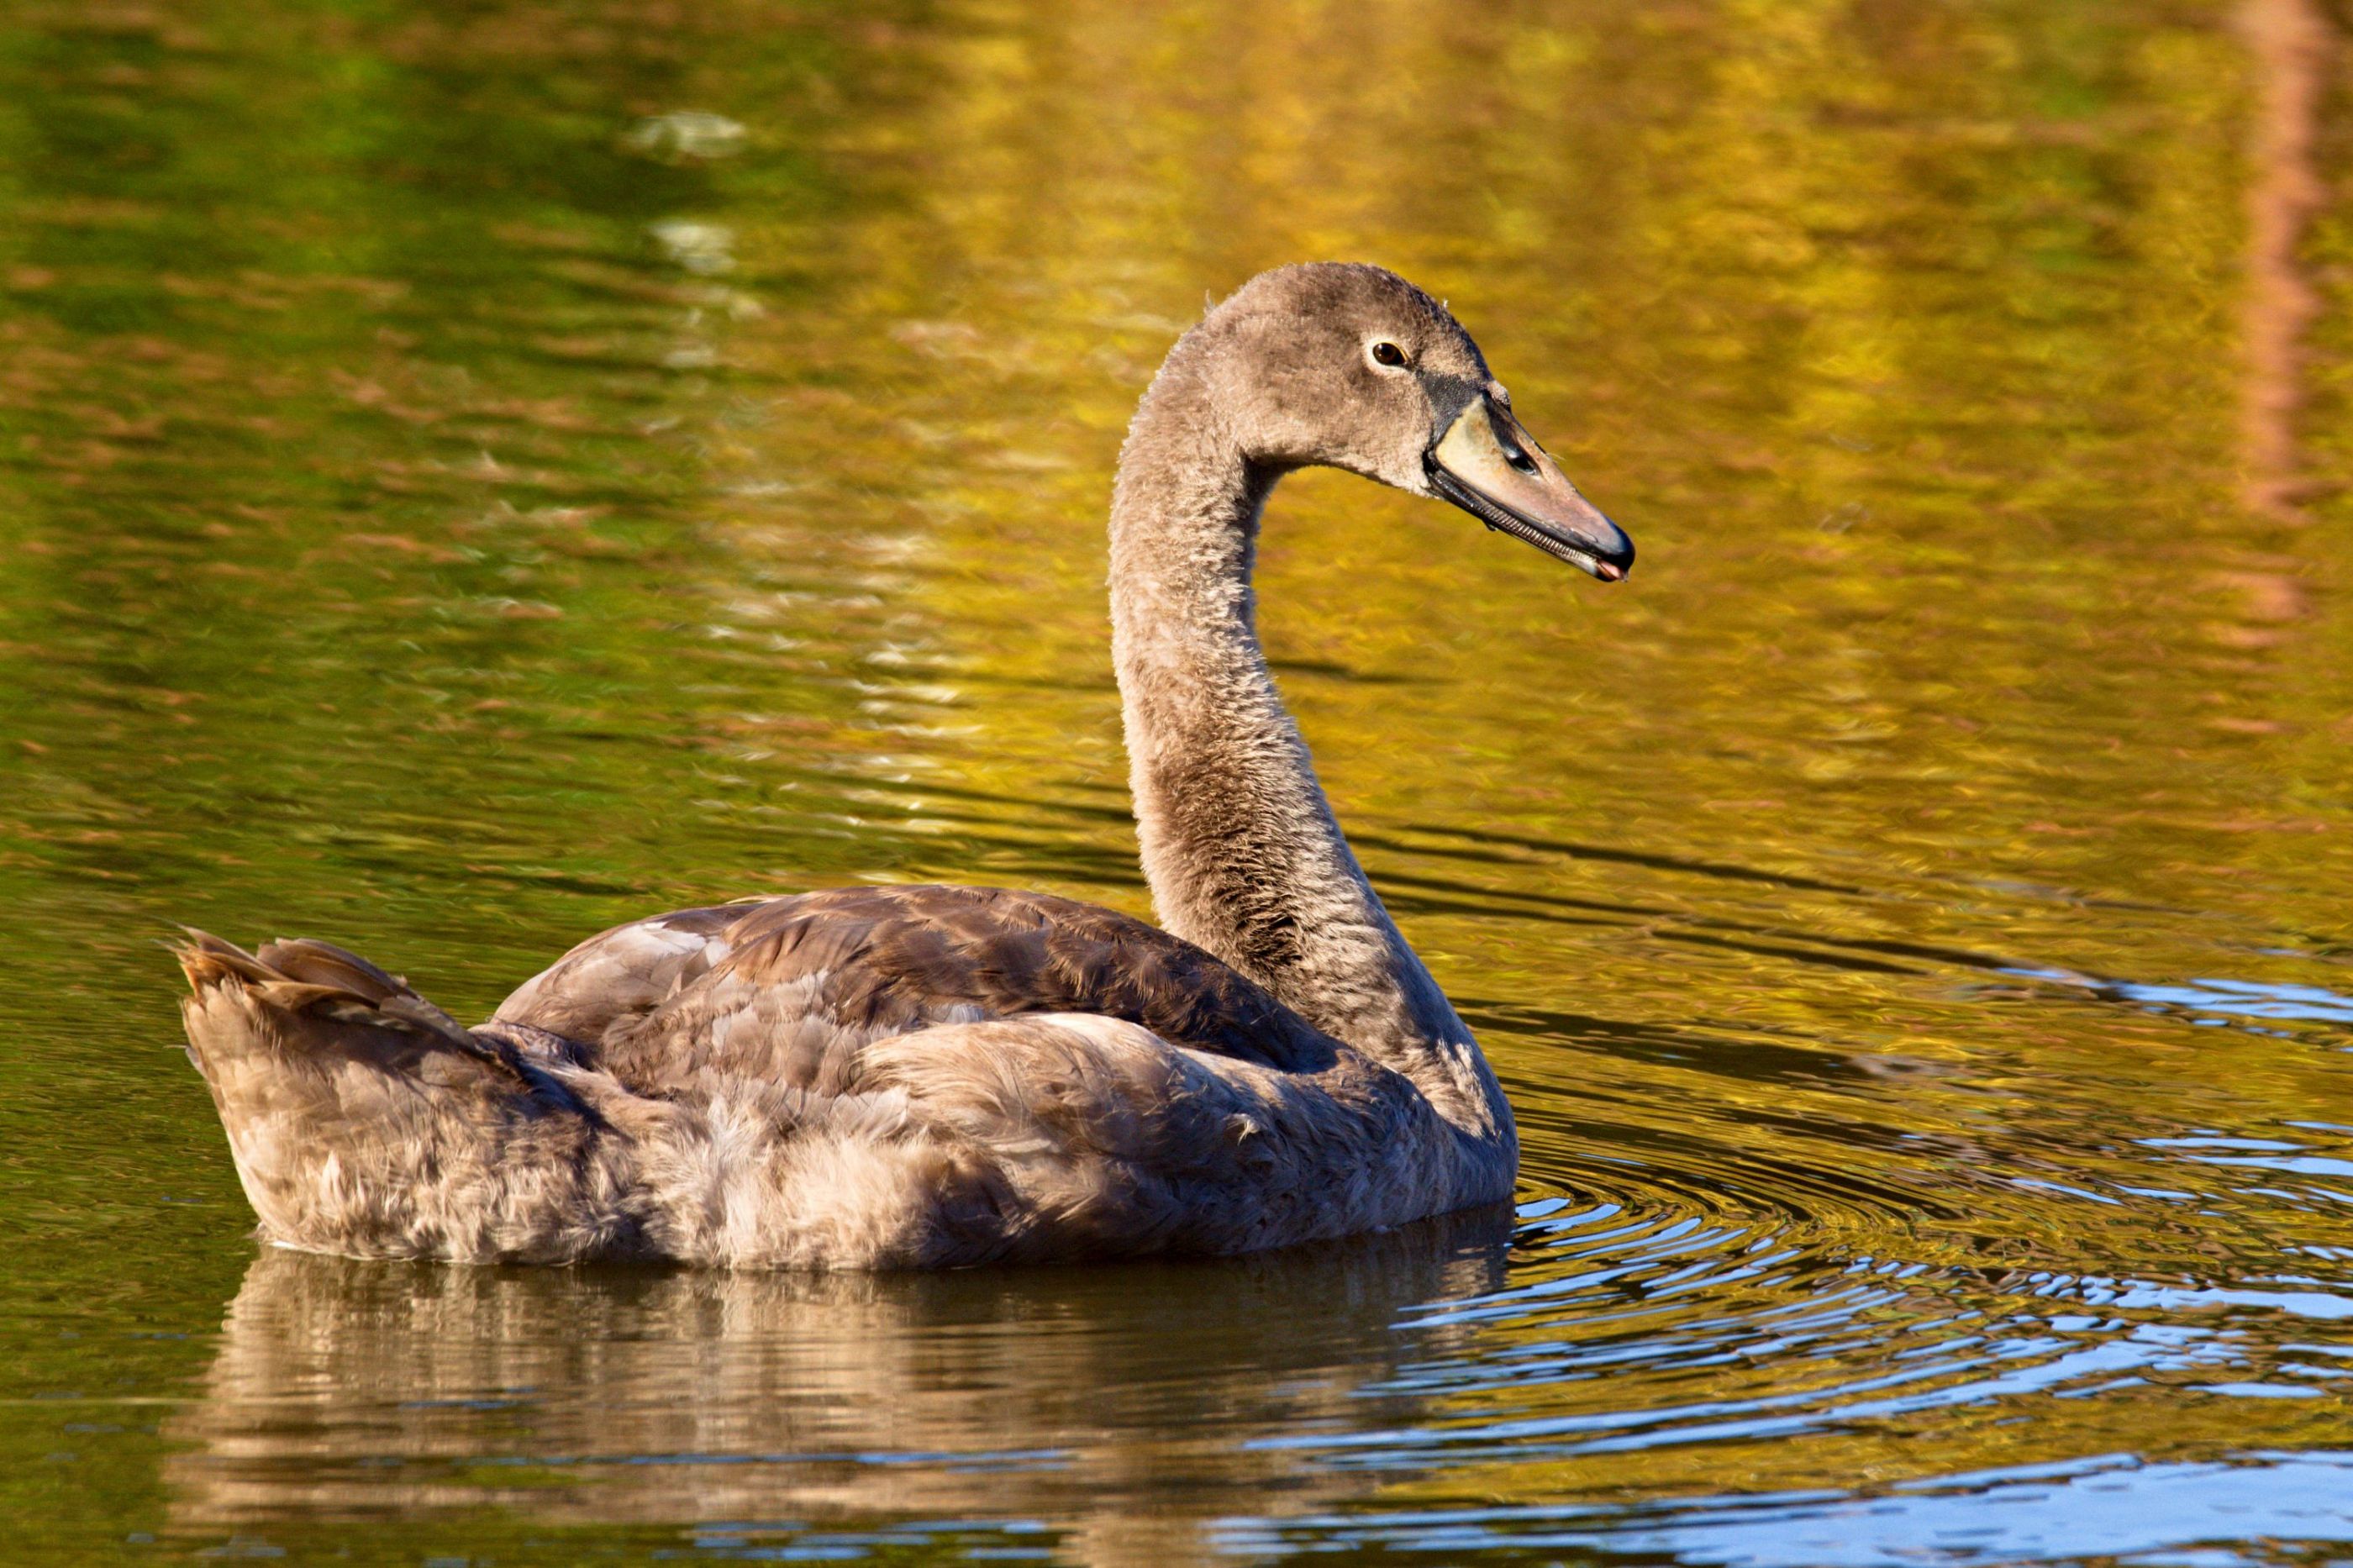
[2114,979,2353,1027]
[2013,969,2353,1044]
[1217,1450,2353,1567]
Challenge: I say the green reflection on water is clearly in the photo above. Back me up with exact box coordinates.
[1,0,2349,1562]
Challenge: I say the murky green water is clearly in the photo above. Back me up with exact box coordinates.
[3,0,2350,1562]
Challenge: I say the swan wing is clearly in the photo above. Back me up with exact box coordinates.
[489,884,1341,1097]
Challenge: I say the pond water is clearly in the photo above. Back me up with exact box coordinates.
[3,1,2350,1563]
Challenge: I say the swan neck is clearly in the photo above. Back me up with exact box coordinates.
[1107,360,1513,1147]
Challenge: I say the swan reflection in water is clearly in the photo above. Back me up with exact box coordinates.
[165,1207,1513,1561]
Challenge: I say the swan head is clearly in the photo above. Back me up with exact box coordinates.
[1193,262,1634,582]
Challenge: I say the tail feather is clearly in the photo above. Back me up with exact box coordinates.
[251,936,407,1002]
[176,929,529,1083]
[171,929,645,1263]
[175,929,285,989]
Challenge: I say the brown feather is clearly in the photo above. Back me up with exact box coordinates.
[486,885,1345,1108]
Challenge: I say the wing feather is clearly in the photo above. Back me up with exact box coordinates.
[490,885,1340,1097]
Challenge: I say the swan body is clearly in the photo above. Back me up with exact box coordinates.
[175,263,1634,1270]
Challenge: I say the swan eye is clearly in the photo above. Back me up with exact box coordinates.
[1369,341,1407,368]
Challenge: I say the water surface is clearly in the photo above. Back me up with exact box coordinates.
[2,1,2350,1563]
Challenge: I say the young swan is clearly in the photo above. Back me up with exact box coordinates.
[176,263,1634,1270]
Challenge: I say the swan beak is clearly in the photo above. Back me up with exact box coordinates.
[1425,394,1634,581]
